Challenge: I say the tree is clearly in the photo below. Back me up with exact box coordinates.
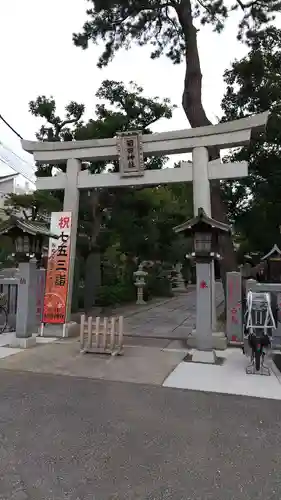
[4,191,61,221]
[221,25,281,255]
[109,183,193,261]
[73,0,281,278]
[30,80,175,252]
[30,80,190,309]
[73,0,279,123]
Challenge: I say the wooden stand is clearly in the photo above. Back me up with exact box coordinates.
[80,315,124,355]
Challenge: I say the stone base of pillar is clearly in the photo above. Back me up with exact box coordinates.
[187,331,227,350]
[192,349,216,364]
[10,336,36,349]
[136,299,146,305]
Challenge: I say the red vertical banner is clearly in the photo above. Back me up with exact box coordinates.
[43,212,72,324]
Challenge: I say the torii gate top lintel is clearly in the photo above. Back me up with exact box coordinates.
[22,111,269,165]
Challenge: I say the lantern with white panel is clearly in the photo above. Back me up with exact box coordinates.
[174,208,231,362]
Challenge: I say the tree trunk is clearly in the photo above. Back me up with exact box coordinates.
[176,0,237,283]
[84,251,101,312]
[83,191,103,311]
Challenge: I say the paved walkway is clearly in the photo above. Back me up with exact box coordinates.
[124,282,224,339]
[0,370,281,500]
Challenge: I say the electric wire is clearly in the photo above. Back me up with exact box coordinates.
[0,155,34,184]
[0,113,23,140]
[0,140,35,171]
[0,113,36,183]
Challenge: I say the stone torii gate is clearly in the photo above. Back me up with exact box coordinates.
[22,111,269,334]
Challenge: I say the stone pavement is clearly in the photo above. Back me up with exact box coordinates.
[0,283,224,384]
[1,370,281,500]
[0,341,187,385]
[124,282,224,339]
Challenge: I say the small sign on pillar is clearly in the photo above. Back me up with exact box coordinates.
[200,280,208,289]
[116,130,144,177]
[226,271,243,343]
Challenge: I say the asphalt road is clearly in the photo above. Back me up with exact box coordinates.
[1,370,281,500]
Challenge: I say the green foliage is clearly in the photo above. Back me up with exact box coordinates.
[29,96,84,142]
[29,79,194,307]
[107,182,192,262]
[93,245,135,306]
[29,80,181,261]
[73,0,281,278]
[4,191,61,221]
[221,25,281,253]
[145,263,173,299]
[96,283,135,307]
[73,0,280,67]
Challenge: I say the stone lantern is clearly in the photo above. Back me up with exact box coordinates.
[174,207,231,362]
[134,263,148,305]
[0,216,58,347]
[0,216,55,263]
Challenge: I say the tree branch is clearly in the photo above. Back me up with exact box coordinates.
[235,0,262,9]
[196,0,221,22]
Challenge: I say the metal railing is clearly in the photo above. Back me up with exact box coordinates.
[0,268,46,331]
[0,278,18,329]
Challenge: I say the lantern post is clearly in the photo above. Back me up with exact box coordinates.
[174,208,231,362]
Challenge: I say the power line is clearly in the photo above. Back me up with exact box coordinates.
[0,115,37,182]
[0,113,23,140]
[0,143,35,179]
[0,147,36,180]
[0,140,35,171]
[0,155,34,184]
[0,151,35,182]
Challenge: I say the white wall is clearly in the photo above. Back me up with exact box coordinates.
[0,178,16,212]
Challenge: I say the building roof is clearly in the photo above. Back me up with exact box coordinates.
[0,216,58,239]
[261,244,281,260]
[173,207,231,234]
[0,173,18,183]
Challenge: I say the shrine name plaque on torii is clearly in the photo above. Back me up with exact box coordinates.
[22,112,269,327]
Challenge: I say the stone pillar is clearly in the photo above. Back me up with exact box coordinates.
[11,260,38,348]
[63,158,81,322]
[192,146,217,338]
[226,271,244,342]
[195,262,212,351]
[226,271,243,343]
[210,262,217,331]
[192,147,211,214]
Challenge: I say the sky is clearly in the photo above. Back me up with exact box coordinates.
[0,0,250,183]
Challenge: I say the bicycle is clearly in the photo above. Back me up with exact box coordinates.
[243,291,276,375]
[0,293,8,334]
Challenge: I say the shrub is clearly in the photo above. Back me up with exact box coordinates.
[146,264,173,298]
[95,282,135,307]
